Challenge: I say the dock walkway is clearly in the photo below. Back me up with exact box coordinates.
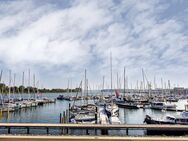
[0,135,188,141]
[0,123,188,136]
[1,123,188,129]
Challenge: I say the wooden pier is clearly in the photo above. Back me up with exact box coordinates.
[0,135,188,141]
[0,123,188,135]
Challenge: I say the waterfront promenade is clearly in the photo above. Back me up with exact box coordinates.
[1,123,188,130]
[0,123,188,140]
[0,135,188,141]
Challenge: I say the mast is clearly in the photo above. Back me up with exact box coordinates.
[102,76,105,96]
[168,80,171,89]
[164,81,167,95]
[8,70,11,101]
[142,68,145,90]
[119,77,121,90]
[73,80,82,108]
[153,75,156,90]
[28,69,30,100]
[13,73,16,99]
[36,80,40,98]
[70,78,72,93]
[117,72,118,90]
[7,70,11,118]
[80,80,83,105]
[86,79,88,105]
[33,74,35,87]
[84,69,87,105]
[123,67,126,97]
[126,76,128,90]
[0,70,2,83]
[0,70,3,106]
[110,52,112,95]
[33,74,36,99]
[168,80,171,95]
[22,71,25,95]
[67,79,69,94]
[161,78,163,95]
[123,67,126,123]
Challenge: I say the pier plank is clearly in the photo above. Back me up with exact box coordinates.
[0,135,188,141]
[0,123,188,129]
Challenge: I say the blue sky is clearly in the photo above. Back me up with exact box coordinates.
[0,0,188,89]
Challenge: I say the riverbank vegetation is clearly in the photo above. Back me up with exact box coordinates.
[0,83,81,94]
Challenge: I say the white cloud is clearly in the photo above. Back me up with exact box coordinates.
[0,0,188,88]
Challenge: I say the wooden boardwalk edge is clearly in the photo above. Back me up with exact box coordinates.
[1,123,188,129]
[0,135,188,141]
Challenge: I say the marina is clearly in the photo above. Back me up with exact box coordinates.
[1,68,188,136]
[0,0,188,140]
[0,91,188,136]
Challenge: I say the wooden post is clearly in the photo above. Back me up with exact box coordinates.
[63,111,66,123]
[65,110,69,134]
[95,107,98,124]
[8,127,10,134]
[94,128,97,135]
[0,109,2,118]
[61,127,64,135]
[59,113,62,123]
[66,128,69,134]
[62,111,66,134]
[27,127,30,134]
[95,107,97,135]
[69,103,71,110]
[46,127,49,134]
[68,104,70,123]
[86,129,89,135]
[66,110,68,123]
[101,129,108,135]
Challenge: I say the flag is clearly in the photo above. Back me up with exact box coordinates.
[115,89,120,98]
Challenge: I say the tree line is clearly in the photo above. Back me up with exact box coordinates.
[0,83,81,94]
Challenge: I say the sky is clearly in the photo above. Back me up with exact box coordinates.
[0,0,188,89]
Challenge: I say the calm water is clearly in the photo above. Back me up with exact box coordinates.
[0,93,187,135]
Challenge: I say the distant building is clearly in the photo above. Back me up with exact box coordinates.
[184,88,188,94]
[173,87,185,95]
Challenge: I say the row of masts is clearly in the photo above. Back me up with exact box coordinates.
[91,70,178,91]
[0,69,55,114]
[0,69,40,99]
[88,53,177,91]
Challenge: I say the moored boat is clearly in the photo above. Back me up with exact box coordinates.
[144,110,188,125]
[57,95,64,100]
[116,101,139,109]
[105,103,119,117]
[150,101,176,111]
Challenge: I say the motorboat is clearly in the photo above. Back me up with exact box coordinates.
[144,110,188,125]
[70,111,96,123]
[105,103,119,117]
[150,102,176,111]
[115,101,139,109]
[57,95,64,100]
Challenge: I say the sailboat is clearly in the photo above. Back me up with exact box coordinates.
[70,70,97,124]
[104,52,119,118]
[95,76,106,106]
[115,67,139,109]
